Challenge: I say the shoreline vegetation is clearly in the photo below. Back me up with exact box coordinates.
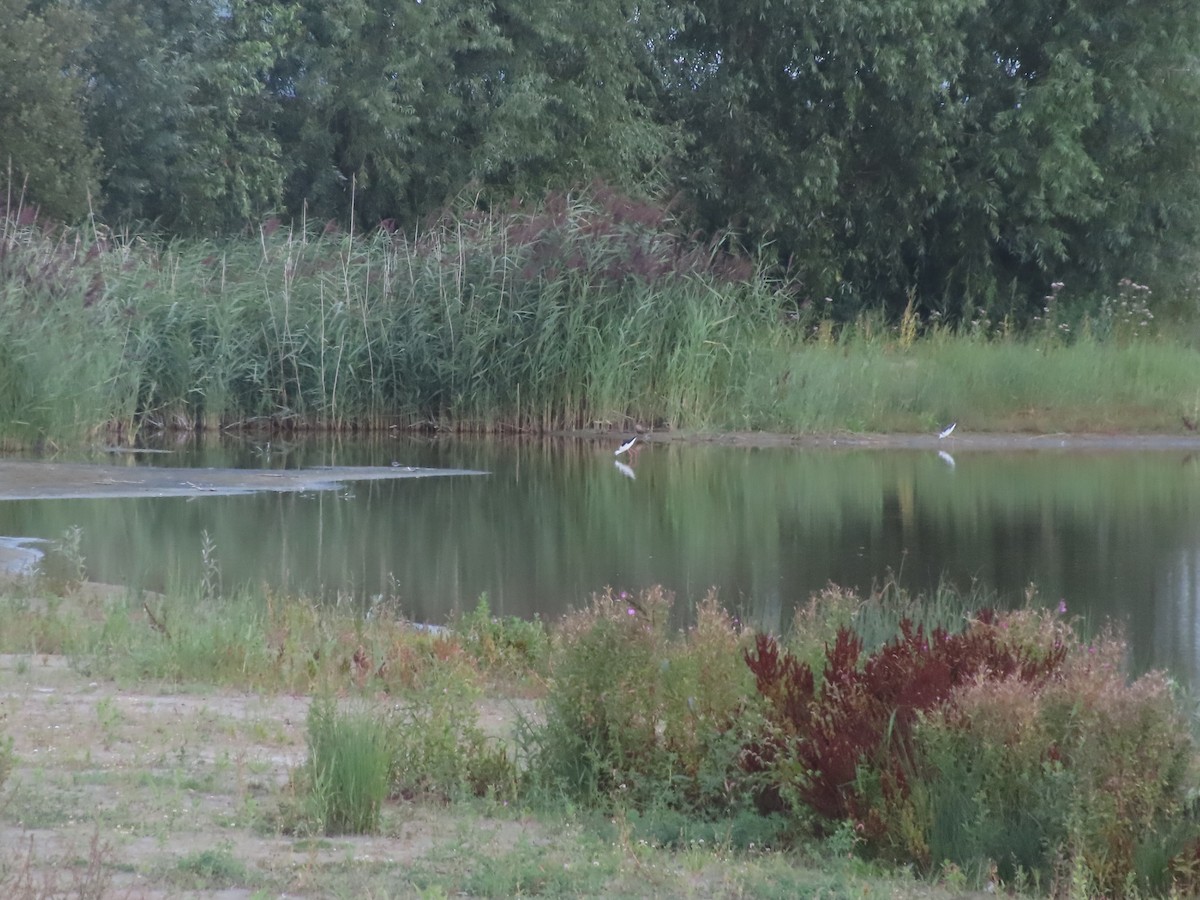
[3,197,1200,451]
[1,577,1197,897]
[6,194,1200,895]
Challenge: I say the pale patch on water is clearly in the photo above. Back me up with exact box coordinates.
[0,536,45,576]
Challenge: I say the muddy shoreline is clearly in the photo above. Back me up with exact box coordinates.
[0,460,487,502]
[619,429,1200,452]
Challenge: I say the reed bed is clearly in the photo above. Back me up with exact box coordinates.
[0,192,783,444]
[3,193,1200,446]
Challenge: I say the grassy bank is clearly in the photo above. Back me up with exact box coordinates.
[0,576,1196,897]
[3,201,1200,447]
[746,332,1200,435]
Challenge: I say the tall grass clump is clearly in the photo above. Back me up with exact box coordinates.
[0,726,12,793]
[70,576,490,696]
[300,695,392,834]
[747,290,1200,433]
[0,213,141,444]
[84,585,280,686]
[389,662,520,802]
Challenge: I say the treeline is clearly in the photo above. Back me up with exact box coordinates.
[5,0,1200,321]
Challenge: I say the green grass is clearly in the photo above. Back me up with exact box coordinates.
[0,198,782,444]
[20,583,493,695]
[166,843,248,890]
[4,202,1200,447]
[741,328,1200,434]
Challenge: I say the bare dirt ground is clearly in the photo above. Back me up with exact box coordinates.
[0,653,536,898]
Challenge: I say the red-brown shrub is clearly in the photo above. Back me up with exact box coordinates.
[743,611,1067,829]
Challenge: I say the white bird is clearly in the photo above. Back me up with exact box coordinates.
[937,422,957,439]
[615,436,639,457]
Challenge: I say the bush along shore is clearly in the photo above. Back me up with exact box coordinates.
[5,195,1200,449]
[1,576,1197,897]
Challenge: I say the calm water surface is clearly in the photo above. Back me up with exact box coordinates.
[4,437,1200,682]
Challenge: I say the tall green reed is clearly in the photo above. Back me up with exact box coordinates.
[0,215,141,443]
[6,194,1200,445]
[0,190,784,443]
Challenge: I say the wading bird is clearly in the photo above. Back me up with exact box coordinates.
[938,422,957,439]
[613,435,643,479]
[615,436,639,457]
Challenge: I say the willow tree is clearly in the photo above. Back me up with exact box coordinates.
[660,0,1200,319]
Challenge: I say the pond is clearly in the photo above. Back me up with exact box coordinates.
[2,436,1200,683]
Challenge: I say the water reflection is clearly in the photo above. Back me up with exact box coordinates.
[3,438,1200,682]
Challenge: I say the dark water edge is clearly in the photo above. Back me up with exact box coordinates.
[3,435,1200,684]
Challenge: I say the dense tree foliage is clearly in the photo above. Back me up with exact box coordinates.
[0,0,97,220]
[83,0,289,230]
[270,0,671,226]
[661,0,1200,318]
[2,0,1198,319]
[658,0,983,314]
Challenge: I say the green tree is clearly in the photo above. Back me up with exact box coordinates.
[926,0,1200,317]
[0,0,98,221]
[270,0,476,226]
[271,0,673,227]
[463,0,673,202]
[660,0,1200,320]
[84,0,290,231]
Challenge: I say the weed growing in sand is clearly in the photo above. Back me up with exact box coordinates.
[528,586,754,812]
[35,525,86,595]
[300,696,392,834]
[0,731,12,792]
[0,829,114,899]
[167,842,248,890]
[453,594,550,685]
[93,696,123,750]
[389,664,519,803]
